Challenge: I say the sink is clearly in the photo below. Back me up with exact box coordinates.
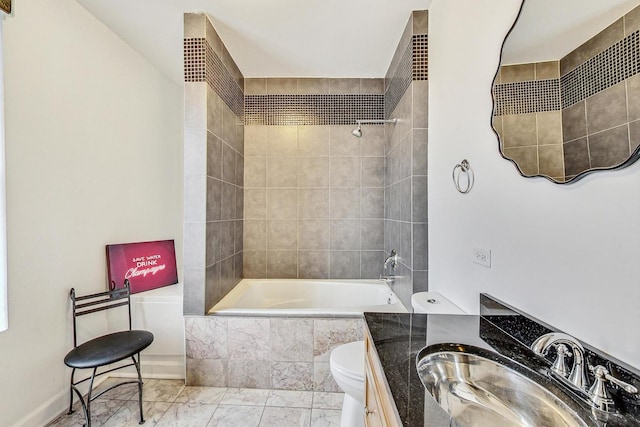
[416,343,594,427]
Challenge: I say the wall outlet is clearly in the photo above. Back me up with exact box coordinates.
[472,247,491,268]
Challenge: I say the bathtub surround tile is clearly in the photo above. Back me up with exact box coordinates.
[271,318,314,362]
[207,405,264,427]
[244,126,267,156]
[330,220,361,250]
[297,157,330,187]
[585,81,628,135]
[245,189,266,219]
[267,251,298,278]
[298,251,329,279]
[329,251,360,279]
[266,219,297,250]
[271,362,314,390]
[228,360,272,388]
[185,316,228,359]
[360,220,384,250]
[313,318,364,362]
[267,157,297,187]
[588,125,631,168]
[228,317,271,360]
[329,188,360,218]
[298,220,330,250]
[267,126,298,156]
[313,363,341,393]
[330,125,361,157]
[361,187,384,219]
[298,189,330,219]
[267,188,298,218]
[184,15,244,317]
[361,251,384,279]
[297,78,330,95]
[298,126,330,156]
[245,157,266,187]
[330,157,361,187]
[243,250,267,278]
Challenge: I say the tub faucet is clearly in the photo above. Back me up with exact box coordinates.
[531,332,588,390]
[383,249,398,270]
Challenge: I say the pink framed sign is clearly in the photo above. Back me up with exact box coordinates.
[106,240,178,293]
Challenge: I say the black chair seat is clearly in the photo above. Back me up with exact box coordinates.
[64,330,154,369]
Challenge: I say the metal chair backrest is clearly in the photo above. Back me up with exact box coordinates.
[69,280,133,348]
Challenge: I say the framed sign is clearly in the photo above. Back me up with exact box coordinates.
[106,240,178,294]
[0,0,11,15]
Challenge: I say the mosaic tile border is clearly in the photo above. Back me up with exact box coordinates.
[385,34,428,118]
[185,33,428,125]
[561,30,640,108]
[244,94,384,126]
[493,79,560,116]
[495,30,640,115]
[184,38,245,119]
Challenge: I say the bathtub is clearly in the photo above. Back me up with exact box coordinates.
[208,278,408,316]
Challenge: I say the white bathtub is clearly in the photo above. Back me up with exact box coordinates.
[209,279,408,316]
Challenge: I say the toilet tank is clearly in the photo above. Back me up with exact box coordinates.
[130,283,184,378]
[411,291,466,314]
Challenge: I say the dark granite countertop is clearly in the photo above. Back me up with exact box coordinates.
[364,295,640,427]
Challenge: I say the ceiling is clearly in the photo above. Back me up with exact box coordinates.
[502,0,640,65]
[76,0,431,84]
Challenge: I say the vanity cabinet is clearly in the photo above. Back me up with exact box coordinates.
[364,329,402,427]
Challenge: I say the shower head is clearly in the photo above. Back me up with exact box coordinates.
[350,118,397,138]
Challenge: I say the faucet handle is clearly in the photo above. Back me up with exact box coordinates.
[551,344,571,378]
[587,365,639,412]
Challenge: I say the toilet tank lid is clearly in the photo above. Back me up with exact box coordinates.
[411,292,466,314]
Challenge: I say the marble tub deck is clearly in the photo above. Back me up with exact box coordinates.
[47,378,344,427]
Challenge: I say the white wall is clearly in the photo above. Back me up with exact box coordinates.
[429,0,640,369]
[0,0,183,425]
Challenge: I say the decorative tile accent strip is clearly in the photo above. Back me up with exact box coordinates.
[385,34,428,118]
[184,38,245,119]
[493,79,561,116]
[244,94,384,126]
[385,39,413,118]
[413,34,428,81]
[184,38,206,83]
[561,30,640,108]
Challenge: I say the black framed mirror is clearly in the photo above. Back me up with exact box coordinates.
[492,0,640,184]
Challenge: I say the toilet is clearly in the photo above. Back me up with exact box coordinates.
[329,291,466,427]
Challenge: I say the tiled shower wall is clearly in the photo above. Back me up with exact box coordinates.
[183,14,244,315]
[242,79,387,279]
[493,4,640,181]
[383,10,429,308]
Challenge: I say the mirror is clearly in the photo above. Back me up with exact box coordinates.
[492,0,640,183]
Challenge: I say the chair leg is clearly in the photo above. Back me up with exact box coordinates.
[132,354,146,425]
[67,368,76,415]
[82,367,98,427]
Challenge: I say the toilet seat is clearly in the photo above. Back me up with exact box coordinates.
[330,340,364,382]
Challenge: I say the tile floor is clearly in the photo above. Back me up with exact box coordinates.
[47,378,344,427]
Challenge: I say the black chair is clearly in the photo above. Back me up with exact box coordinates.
[64,280,154,426]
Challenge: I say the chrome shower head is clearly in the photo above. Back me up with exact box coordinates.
[351,125,362,138]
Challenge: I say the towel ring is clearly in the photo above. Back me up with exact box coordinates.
[452,159,474,194]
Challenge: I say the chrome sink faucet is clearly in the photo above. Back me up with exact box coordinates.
[532,332,639,412]
[531,332,588,389]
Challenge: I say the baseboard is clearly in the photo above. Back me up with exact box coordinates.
[12,357,184,427]
[11,376,109,427]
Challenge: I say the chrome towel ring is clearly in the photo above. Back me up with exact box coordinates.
[453,159,474,194]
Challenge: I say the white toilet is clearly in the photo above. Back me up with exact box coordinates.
[329,291,466,427]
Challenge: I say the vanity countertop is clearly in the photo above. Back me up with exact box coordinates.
[363,309,640,427]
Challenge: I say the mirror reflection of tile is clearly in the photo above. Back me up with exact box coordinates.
[493,4,640,183]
